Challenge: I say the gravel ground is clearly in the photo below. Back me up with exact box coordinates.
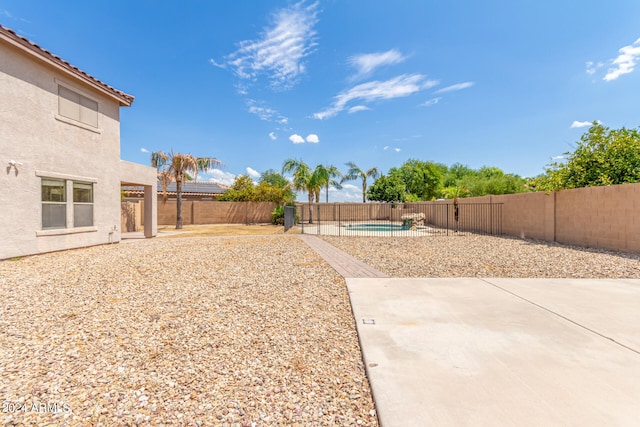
[0,236,377,426]
[321,234,640,278]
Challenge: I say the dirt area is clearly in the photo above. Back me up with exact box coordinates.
[157,223,300,237]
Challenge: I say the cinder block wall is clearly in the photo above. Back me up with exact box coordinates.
[155,201,277,225]
[555,184,640,252]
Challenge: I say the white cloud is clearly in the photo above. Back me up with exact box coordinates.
[604,38,640,81]
[586,61,604,75]
[246,167,261,178]
[140,147,150,153]
[435,82,475,94]
[571,120,601,128]
[383,146,390,150]
[289,134,305,144]
[314,74,439,120]
[551,155,566,160]
[420,97,441,107]
[570,120,594,128]
[207,169,237,186]
[305,134,319,143]
[210,1,319,91]
[269,132,277,140]
[394,148,401,152]
[348,105,371,114]
[247,100,288,123]
[348,49,407,80]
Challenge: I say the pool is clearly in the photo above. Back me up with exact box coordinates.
[343,223,409,232]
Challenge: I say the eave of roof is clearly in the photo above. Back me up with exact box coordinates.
[0,24,134,106]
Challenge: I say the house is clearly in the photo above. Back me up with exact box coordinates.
[0,25,157,259]
[123,181,230,201]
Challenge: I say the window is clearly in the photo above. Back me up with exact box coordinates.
[73,182,94,227]
[42,179,66,229]
[58,85,98,127]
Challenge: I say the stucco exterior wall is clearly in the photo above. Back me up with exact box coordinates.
[0,38,154,259]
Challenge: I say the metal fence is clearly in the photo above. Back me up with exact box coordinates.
[296,202,503,237]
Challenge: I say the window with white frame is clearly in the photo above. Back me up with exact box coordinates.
[73,182,94,227]
[41,178,66,229]
[41,179,94,229]
[58,85,98,128]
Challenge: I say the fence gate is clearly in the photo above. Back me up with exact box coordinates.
[284,206,296,232]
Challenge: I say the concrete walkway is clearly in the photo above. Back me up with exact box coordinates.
[297,235,640,426]
[348,277,640,427]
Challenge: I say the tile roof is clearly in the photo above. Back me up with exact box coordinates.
[0,24,134,106]
[123,182,229,196]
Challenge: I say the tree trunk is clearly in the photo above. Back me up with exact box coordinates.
[176,180,183,229]
[325,184,329,203]
[362,180,367,203]
[308,192,313,224]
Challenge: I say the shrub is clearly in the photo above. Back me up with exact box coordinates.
[272,205,298,226]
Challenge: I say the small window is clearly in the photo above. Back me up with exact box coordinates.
[42,179,66,229]
[58,86,98,127]
[73,182,93,227]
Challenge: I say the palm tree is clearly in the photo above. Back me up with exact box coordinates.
[282,158,321,223]
[152,151,223,229]
[342,162,380,203]
[314,164,343,203]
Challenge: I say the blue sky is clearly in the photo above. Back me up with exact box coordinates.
[2,1,640,201]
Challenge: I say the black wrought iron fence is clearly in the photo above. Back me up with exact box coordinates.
[296,202,502,237]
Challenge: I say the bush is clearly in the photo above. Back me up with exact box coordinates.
[272,206,285,225]
[272,205,298,226]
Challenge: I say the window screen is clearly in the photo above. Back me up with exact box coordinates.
[42,179,66,229]
[73,182,93,227]
[58,86,98,128]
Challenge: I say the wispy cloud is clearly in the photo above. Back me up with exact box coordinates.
[305,134,319,143]
[289,134,305,144]
[348,49,407,80]
[314,74,439,120]
[0,9,30,23]
[420,97,441,107]
[571,120,601,128]
[551,155,566,160]
[246,100,288,123]
[603,37,640,81]
[435,82,475,94]
[269,132,277,140]
[210,1,319,91]
[348,105,371,114]
[585,61,604,75]
[140,147,150,153]
[383,146,401,152]
[246,167,261,178]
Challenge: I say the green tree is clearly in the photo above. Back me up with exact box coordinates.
[152,151,223,229]
[220,175,293,203]
[531,123,640,191]
[313,164,343,203]
[342,162,380,203]
[443,163,475,187]
[259,169,295,202]
[219,175,255,201]
[389,159,443,200]
[260,169,289,188]
[458,167,526,196]
[366,175,407,203]
[282,158,321,223]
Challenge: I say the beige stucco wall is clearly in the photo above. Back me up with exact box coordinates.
[0,39,155,259]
